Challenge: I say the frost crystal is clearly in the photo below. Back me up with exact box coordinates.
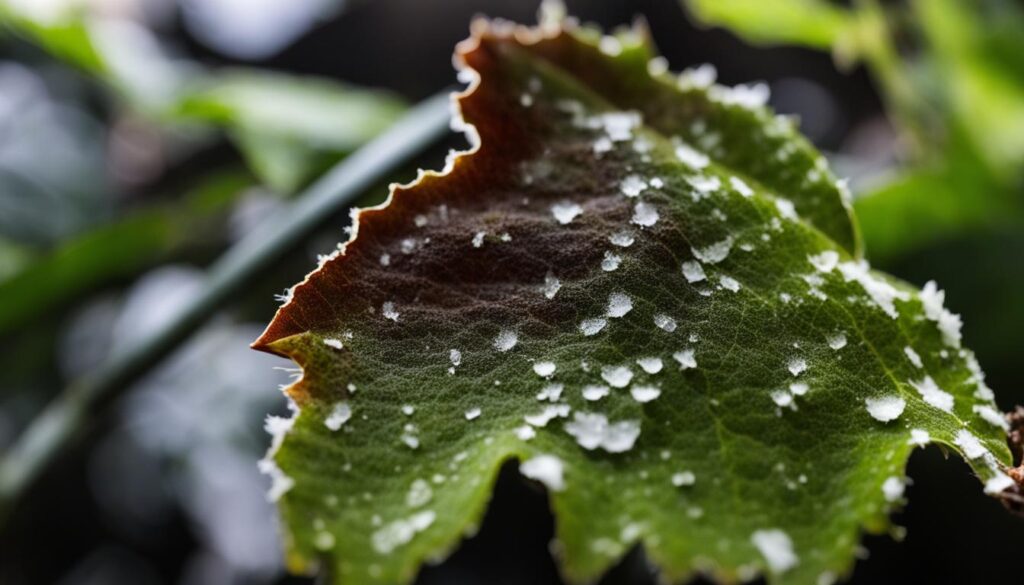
[826,331,847,350]
[371,510,436,554]
[533,361,557,377]
[881,476,905,502]
[520,454,566,492]
[582,384,610,401]
[837,261,909,319]
[653,314,677,332]
[673,349,697,369]
[382,301,400,322]
[864,396,905,422]
[472,231,485,248]
[323,338,343,350]
[609,230,635,247]
[524,404,571,427]
[920,281,963,348]
[620,174,647,197]
[751,529,798,573]
[973,405,1009,430]
[909,429,930,446]
[787,357,807,376]
[493,329,519,352]
[807,251,839,273]
[671,471,696,487]
[551,201,583,224]
[984,473,1014,495]
[631,201,659,227]
[675,142,709,169]
[449,349,462,367]
[692,236,734,264]
[903,346,923,369]
[719,275,741,292]
[325,402,353,431]
[601,251,622,272]
[579,318,607,336]
[600,365,634,388]
[730,176,753,197]
[406,479,433,507]
[954,429,988,459]
[637,357,663,374]
[630,385,661,403]
[681,260,706,283]
[606,292,633,318]
[910,376,954,412]
[536,383,564,402]
[464,407,481,421]
[541,273,562,299]
[564,412,641,453]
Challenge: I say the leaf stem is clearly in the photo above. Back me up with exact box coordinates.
[0,91,452,521]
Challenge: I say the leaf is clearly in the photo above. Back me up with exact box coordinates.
[252,17,1014,585]
[0,6,406,192]
[176,71,406,193]
[682,0,855,51]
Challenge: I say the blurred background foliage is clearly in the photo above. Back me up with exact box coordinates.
[0,1,1021,584]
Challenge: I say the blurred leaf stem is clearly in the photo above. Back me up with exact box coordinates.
[0,91,452,522]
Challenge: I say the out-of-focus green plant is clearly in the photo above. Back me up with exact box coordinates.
[684,0,1024,261]
[0,1,406,194]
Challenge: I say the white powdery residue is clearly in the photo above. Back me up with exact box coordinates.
[579,318,608,336]
[464,407,481,420]
[371,510,436,554]
[601,365,634,388]
[920,280,963,348]
[260,413,297,502]
[609,230,635,247]
[632,201,660,227]
[910,376,954,412]
[601,251,622,272]
[449,349,462,367]
[551,201,583,225]
[536,383,564,402]
[620,174,648,197]
[564,411,642,453]
[406,479,433,508]
[973,404,1009,430]
[908,429,930,447]
[524,404,571,427]
[671,471,696,487]
[789,382,809,396]
[402,405,416,416]
[382,301,400,322]
[533,361,557,378]
[675,142,709,169]
[775,198,798,220]
[637,357,663,374]
[541,273,562,299]
[681,260,706,283]
[787,357,807,376]
[751,529,798,573]
[582,384,610,401]
[719,275,741,293]
[324,402,353,431]
[630,385,661,403]
[881,476,905,502]
[865,396,905,423]
[520,454,566,492]
[954,429,989,460]
[730,176,754,197]
[984,473,1015,495]
[837,261,910,319]
[654,314,677,332]
[904,346,923,369]
[472,231,486,248]
[493,329,519,352]
[379,253,391,267]
[673,349,697,369]
[807,250,839,273]
[323,338,343,350]
[691,236,734,264]
[606,292,633,318]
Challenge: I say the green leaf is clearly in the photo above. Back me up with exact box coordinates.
[176,71,407,193]
[0,6,406,192]
[252,18,1014,585]
[682,0,855,50]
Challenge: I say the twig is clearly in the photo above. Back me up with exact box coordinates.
[0,91,452,519]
